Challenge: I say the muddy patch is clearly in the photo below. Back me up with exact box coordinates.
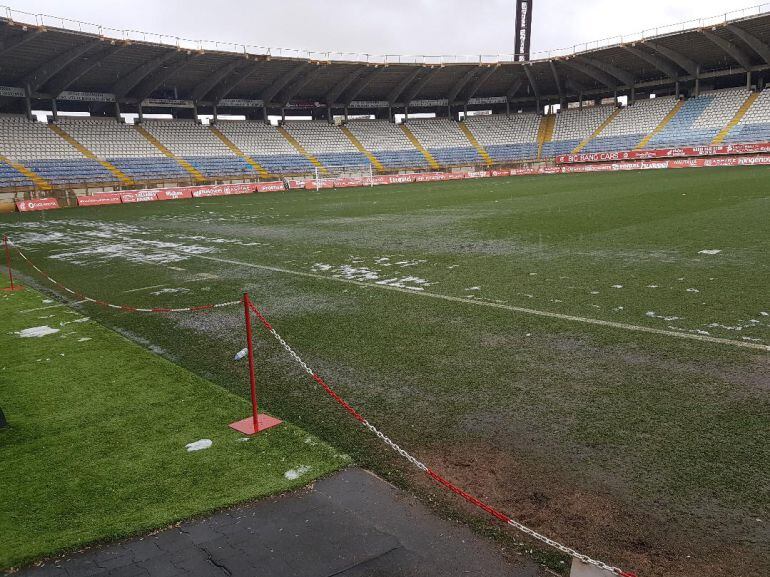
[418,442,765,577]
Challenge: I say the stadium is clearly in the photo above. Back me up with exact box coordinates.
[0,1,768,576]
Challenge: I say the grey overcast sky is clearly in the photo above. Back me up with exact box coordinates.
[10,0,766,56]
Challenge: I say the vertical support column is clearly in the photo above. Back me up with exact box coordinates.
[114,101,122,121]
[746,71,752,90]
[505,100,510,116]
[675,81,680,99]
[23,85,32,121]
[137,104,144,123]
[50,99,58,121]
[694,65,701,97]
[630,86,636,105]
[212,105,218,124]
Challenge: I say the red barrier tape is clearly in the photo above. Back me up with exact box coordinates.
[246,301,637,577]
[7,239,241,314]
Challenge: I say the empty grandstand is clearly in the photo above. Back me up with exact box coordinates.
[2,7,770,196]
[463,113,539,163]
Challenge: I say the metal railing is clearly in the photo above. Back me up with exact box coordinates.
[2,3,770,64]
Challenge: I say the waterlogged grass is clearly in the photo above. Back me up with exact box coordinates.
[0,286,349,570]
[1,167,768,576]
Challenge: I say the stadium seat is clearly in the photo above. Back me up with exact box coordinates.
[282,120,369,170]
[405,118,482,166]
[583,97,678,152]
[541,104,616,157]
[345,120,428,170]
[215,120,316,175]
[647,88,750,148]
[463,113,539,162]
[723,87,770,143]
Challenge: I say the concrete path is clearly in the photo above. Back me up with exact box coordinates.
[15,468,544,577]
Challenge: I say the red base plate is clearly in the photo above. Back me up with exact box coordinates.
[0,285,22,292]
[229,414,283,435]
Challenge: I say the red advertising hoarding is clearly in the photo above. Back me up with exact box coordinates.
[555,142,770,164]
[76,193,122,207]
[16,198,60,212]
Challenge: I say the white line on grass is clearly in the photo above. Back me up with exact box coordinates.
[190,254,769,352]
[20,303,68,313]
[123,284,167,293]
[20,300,87,314]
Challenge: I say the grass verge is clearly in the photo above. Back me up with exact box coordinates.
[0,284,349,570]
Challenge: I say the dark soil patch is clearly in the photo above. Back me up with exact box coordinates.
[418,442,766,577]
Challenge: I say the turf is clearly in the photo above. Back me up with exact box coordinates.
[0,285,349,571]
[1,167,768,576]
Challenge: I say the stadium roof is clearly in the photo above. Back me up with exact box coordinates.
[1,5,770,113]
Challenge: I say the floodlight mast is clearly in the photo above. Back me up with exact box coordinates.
[515,0,534,61]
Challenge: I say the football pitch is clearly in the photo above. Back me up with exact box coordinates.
[2,166,768,576]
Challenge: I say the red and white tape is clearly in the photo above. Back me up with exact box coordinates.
[246,301,638,577]
[9,240,241,313]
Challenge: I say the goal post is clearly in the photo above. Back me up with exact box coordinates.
[313,162,375,191]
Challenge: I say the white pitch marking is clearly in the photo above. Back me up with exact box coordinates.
[189,254,769,352]
[20,303,67,313]
[123,284,167,294]
[20,300,88,314]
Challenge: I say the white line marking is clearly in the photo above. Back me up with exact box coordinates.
[190,254,769,352]
[20,303,67,313]
[20,300,87,313]
[123,284,167,294]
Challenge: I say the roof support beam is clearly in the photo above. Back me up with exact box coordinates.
[209,61,261,104]
[522,64,540,98]
[463,66,497,102]
[621,44,679,79]
[325,67,366,105]
[113,50,179,99]
[190,58,244,102]
[549,61,565,103]
[401,67,443,106]
[564,77,590,96]
[702,29,752,71]
[276,64,326,105]
[129,54,193,103]
[343,66,385,105]
[506,75,524,101]
[43,43,126,98]
[726,24,770,65]
[388,67,423,105]
[21,39,101,93]
[578,56,636,86]
[447,67,479,103]
[0,29,43,60]
[644,41,699,77]
[261,62,313,105]
[561,59,617,89]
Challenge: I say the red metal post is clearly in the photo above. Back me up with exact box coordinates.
[229,293,281,435]
[3,235,14,290]
[243,292,259,433]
